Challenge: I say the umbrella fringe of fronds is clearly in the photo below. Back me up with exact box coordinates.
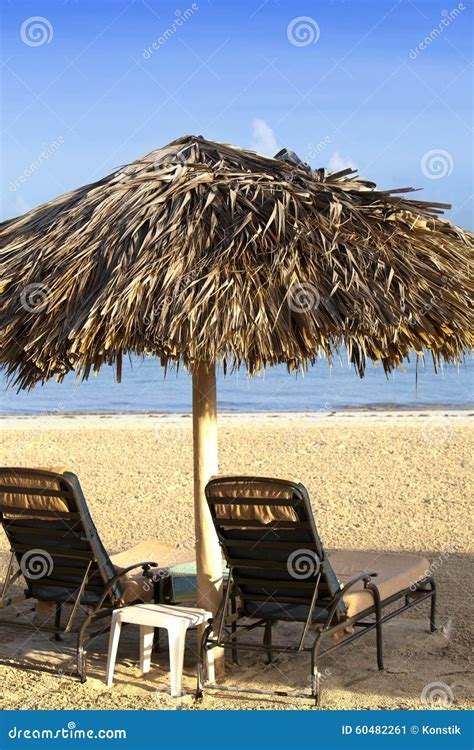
[1,135,472,390]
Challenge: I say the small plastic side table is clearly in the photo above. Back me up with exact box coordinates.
[105,603,213,697]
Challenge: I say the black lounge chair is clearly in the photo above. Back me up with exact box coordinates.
[197,476,437,706]
[0,467,194,681]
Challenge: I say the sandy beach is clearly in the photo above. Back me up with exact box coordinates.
[0,411,472,710]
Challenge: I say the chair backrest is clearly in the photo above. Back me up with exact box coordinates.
[206,476,346,622]
[0,468,119,606]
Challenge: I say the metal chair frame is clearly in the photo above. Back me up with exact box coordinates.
[0,469,164,682]
[197,476,437,706]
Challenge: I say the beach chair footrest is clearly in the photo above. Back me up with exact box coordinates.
[199,682,319,704]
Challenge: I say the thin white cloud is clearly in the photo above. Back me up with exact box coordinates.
[327,151,357,172]
[251,118,278,156]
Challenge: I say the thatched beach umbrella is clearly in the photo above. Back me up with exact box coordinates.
[1,134,472,633]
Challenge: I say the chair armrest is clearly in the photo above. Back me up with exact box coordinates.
[93,561,159,611]
[323,571,377,629]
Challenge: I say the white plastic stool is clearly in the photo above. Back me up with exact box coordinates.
[105,603,213,697]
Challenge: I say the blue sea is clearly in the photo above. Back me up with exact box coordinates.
[1,355,472,415]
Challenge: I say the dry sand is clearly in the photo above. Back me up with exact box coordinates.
[0,411,472,710]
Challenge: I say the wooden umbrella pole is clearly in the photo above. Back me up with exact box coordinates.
[192,361,224,673]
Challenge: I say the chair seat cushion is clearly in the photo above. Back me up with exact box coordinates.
[329,550,430,617]
[244,550,430,622]
[110,540,195,604]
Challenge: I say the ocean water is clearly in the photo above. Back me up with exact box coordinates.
[1,355,472,415]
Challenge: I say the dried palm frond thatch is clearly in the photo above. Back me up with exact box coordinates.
[1,134,472,389]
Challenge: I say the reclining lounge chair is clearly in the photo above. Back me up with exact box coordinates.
[197,476,436,706]
[0,468,194,681]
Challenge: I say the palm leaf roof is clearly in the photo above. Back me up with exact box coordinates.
[1,134,472,388]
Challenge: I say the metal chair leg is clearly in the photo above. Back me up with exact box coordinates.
[231,594,239,665]
[264,619,275,664]
[311,631,323,707]
[366,583,384,671]
[153,627,161,653]
[77,641,87,683]
[196,622,213,700]
[375,618,384,670]
[430,581,437,632]
[153,577,163,652]
[77,611,94,684]
[54,602,62,641]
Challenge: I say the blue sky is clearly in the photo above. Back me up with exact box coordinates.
[1,0,472,228]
